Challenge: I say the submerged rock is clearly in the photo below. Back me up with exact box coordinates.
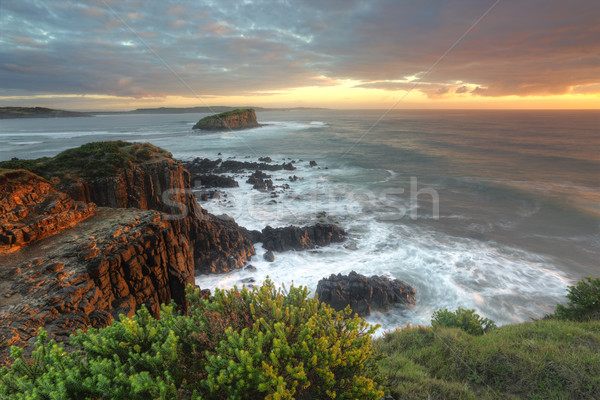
[316,271,415,316]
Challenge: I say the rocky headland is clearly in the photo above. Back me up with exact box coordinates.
[0,141,350,361]
[192,108,260,131]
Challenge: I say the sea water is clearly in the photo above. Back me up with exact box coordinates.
[1,109,598,331]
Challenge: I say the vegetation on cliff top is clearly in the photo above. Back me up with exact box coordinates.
[0,107,91,119]
[0,281,384,399]
[377,276,600,399]
[1,277,599,399]
[0,141,172,179]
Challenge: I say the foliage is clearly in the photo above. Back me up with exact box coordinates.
[0,281,384,400]
[431,307,496,335]
[0,141,172,180]
[553,277,600,321]
[200,282,382,400]
[375,319,600,399]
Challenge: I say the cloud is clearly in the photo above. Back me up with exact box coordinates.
[0,0,599,104]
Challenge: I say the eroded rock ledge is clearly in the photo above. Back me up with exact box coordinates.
[0,208,193,353]
[0,170,95,253]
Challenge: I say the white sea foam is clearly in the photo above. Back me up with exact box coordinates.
[195,156,571,331]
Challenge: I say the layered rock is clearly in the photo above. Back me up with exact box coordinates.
[0,208,194,359]
[0,170,96,253]
[192,109,260,131]
[316,271,415,316]
[258,224,347,252]
[59,155,255,275]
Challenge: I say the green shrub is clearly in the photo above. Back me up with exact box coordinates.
[431,307,496,335]
[0,281,384,400]
[554,277,600,321]
[201,282,383,400]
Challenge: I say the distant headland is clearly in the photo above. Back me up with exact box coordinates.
[0,107,92,119]
[0,105,328,119]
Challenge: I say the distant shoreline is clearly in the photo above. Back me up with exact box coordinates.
[0,107,92,119]
[0,105,330,119]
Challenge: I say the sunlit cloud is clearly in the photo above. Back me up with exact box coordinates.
[0,0,598,109]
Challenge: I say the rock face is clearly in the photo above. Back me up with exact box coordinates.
[258,224,347,252]
[316,271,416,316]
[0,208,194,357]
[0,170,96,253]
[0,144,257,361]
[192,109,260,131]
[61,157,255,274]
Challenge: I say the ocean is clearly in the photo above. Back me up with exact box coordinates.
[1,109,598,331]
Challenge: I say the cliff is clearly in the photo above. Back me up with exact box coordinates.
[0,142,256,274]
[0,207,194,354]
[192,108,260,130]
[0,142,257,360]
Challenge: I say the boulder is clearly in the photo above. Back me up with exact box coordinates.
[263,250,275,262]
[316,271,415,316]
[258,224,347,252]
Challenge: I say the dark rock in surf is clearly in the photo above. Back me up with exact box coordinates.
[258,224,347,252]
[316,271,415,316]
[192,174,238,188]
[263,250,275,262]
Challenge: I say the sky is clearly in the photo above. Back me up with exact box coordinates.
[1,0,599,110]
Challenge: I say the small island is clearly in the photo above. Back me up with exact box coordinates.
[0,107,91,119]
[192,108,260,131]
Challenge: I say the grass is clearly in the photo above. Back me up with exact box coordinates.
[375,319,600,399]
[0,141,172,180]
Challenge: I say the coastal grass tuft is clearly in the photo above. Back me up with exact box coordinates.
[376,319,600,399]
[0,141,172,180]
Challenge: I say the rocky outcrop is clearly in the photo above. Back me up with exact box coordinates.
[61,156,255,275]
[0,208,194,359]
[192,174,238,188]
[257,224,347,252]
[193,109,260,131]
[247,170,274,192]
[316,271,415,316]
[182,158,295,174]
[0,170,96,253]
